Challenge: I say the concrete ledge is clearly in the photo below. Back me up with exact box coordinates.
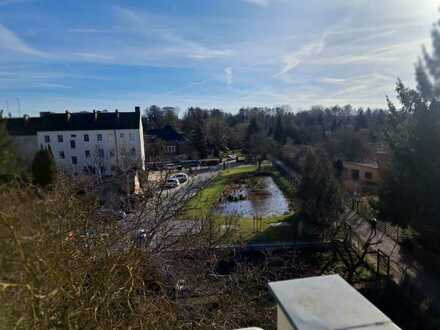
[269,275,400,330]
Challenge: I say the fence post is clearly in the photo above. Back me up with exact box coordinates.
[387,256,390,277]
[376,250,380,275]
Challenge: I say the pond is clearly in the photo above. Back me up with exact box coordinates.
[215,176,290,218]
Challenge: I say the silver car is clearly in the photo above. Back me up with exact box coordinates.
[171,173,189,184]
[166,178,180,189]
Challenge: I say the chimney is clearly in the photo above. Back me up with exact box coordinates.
[135,106,140,113]
[23,114,30,126]
[93,110,98,121]
[65,110,71,121]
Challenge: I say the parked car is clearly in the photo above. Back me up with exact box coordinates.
[163,163,178,171]
[200,158,221,166]
[171,173,189,184]
[179,160,201,168]
[166,178,181,189]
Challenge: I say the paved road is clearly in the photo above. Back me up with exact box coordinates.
[275,158,440,307]
[344,209,440,307]
[118,169,218,245]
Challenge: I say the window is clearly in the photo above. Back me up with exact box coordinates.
[57,135,63,143]
[84,134,89,142]
[72,156,77,165]
[119,132,125,138]
[59,151,65,159]
[97,134,102,141]
[351,169,360,181]
[109,150,115,158]
[365,172,373,180]
[131,148,136,156]
[83,166,88,174]
[70,134,76,138]
[44,135,50,143]
[85,150,91,158]
[70,140,76,149]
[166,145,176,153]
[98,148,104,158]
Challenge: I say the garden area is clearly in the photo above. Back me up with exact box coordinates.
[184,164,317,243]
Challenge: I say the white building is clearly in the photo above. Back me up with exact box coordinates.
[6,107,145,176]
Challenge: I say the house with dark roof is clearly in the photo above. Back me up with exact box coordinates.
[144,124,194,161]
[5,107,145,176]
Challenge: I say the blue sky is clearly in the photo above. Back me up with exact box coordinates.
[0,0,439,115]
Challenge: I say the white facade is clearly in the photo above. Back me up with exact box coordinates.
[37,128,145,176]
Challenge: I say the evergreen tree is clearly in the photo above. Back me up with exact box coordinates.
[354,109,368,130]
[163,107,178,127]
[192,124,208,159]
[0,115,19,181]
[248,131,274,170]
[273,115,286,144]
[246,117,259,137]
[378,18,440,227]
[298,150,343,224]
[327,129,370,161]
[32,148,57,187]
[145,105,165,129]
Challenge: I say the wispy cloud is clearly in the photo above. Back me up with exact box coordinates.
[68,28,111,34]
[0,24,48,57]
[0,0,436,112]
[72,52,115,61]
[224,67,233,85]
[330,73,395,97]
[36,82,71,89]
[319,77,347,84]
[163,80,209,96]
[113,6,232,61]
[275,32,327,77]
[310,38,428,66]
[287,73,396,108]
[0,0,32,6]
[242,0,269,6]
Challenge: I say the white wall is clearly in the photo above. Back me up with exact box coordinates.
[37,128,144,176]
[138,114,145,168]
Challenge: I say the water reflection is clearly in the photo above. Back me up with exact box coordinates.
[215,176,289,218]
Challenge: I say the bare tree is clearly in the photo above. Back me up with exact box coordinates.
[321,217,387,284]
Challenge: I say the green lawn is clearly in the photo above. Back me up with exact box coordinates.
[236,213,316,243]
[184,164,316,243]
[185,165,258,218]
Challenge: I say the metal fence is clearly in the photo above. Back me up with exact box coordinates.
[344,195,401,244]
[343,220,391,278]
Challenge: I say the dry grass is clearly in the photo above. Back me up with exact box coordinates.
[0,177,277,329]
